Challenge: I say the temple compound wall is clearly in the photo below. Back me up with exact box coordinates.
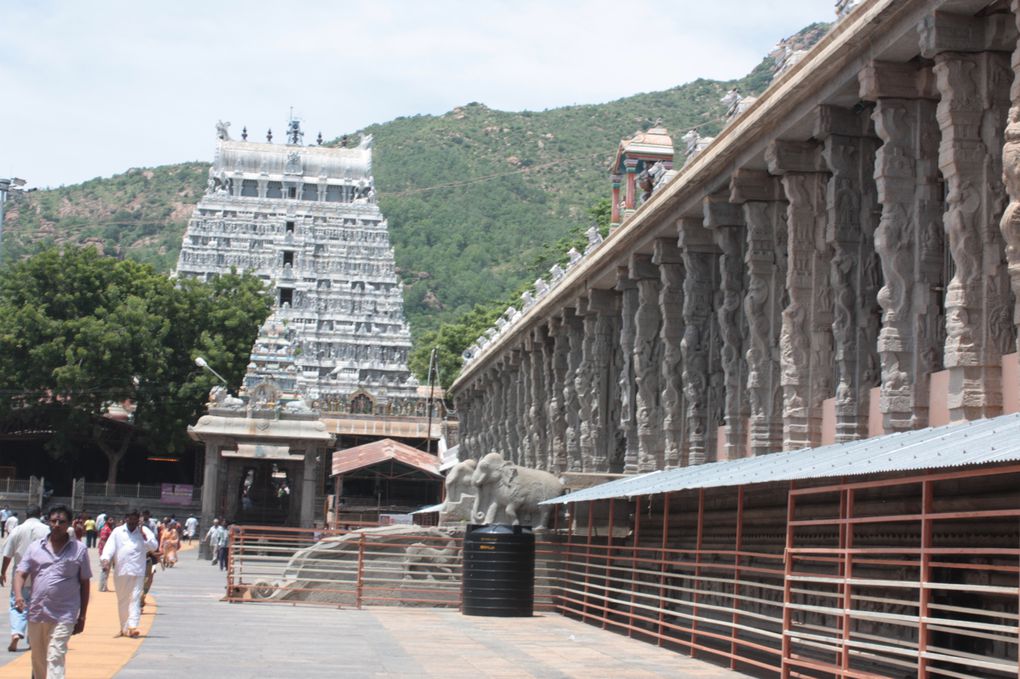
[452,0,1020,474]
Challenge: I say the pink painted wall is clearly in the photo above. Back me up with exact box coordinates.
[867,386,884,438]
[928,369,950,428]
[1003,353,1019,415]
[821,397,836,446]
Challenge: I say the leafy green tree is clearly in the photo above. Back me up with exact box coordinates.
[0,247,271,482]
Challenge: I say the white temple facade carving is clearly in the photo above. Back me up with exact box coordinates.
[175,121,419,403]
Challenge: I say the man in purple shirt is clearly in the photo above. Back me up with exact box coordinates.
[13,504,91,679]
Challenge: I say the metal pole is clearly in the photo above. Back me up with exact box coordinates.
[426,347,438,455]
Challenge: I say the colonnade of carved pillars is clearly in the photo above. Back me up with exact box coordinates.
[457,8,1020,472]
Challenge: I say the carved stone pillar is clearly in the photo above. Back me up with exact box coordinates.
[505,351,522,463]
[615,272,640,472]
[704,194,748,459]
[491,362,507,456]
[589,289,618,472]
[860,61,944,432]
[631,253,663,471]
[576,298,596,472]
[529,327,549,470]
[653,239,686,469]
[730,169,787,455]
[563,307,584,472]
[1005,1,1020,357]
[815,106,883,442]
[922,12,1016,421]
[678,223,720,465]
[766,140,834,450]
[541,326,557,470]
[548,317,569,473]
[519,350,534,466]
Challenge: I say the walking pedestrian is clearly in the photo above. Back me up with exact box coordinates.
[204,519,222,564]
[184,515,198,545]
[3,512,18,538]
[99,509,156,638]
[159,521,180,569]
[13,504,91,679]
[0,506,50,652]
[83,516,96,548]
[96,519,115,592]
[214,522,230,572]
[0,506,10,538]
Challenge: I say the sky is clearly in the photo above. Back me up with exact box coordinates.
[0,1,834,189]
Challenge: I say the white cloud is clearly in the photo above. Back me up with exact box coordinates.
[0,0,833,187]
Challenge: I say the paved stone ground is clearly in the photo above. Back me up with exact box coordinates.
[118,549,748,679]
[2,534,748,678]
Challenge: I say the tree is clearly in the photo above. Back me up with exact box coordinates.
[0,247,271,482]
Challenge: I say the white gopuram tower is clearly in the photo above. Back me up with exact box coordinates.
[176,119,419,403]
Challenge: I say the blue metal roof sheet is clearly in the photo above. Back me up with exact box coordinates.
[543,412,1020,505]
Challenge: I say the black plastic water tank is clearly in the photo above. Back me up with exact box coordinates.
[461,524,535,617]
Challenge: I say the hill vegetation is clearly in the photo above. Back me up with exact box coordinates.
[2,23,830,386]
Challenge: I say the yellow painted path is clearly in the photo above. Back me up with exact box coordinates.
[0,543,194,678]
[0,582,156,679]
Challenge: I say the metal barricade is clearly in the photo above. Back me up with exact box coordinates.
[226,524,560,611]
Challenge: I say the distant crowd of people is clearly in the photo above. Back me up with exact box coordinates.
[0,504,202,678]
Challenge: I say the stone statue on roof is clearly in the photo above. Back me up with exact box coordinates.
[216,120,231,141]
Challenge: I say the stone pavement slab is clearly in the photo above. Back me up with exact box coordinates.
[115,545,748,679]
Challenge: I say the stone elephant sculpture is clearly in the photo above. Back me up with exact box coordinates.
[439,459,477,524]
[471,452,564,529]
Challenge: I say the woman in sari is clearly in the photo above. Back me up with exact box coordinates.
[160,521,180,569]
[96,519,116,591]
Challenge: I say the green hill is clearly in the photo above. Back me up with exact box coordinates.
[2,23,829,347]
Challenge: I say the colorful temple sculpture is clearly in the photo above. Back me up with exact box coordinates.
[610,124,675,226]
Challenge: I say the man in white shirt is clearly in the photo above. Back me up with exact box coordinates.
[95,512,107,534]
[99,509,157,637]
[3,513,18,539]
[0,507,50,651]
[203,519,221,564]
[184,516,198,544]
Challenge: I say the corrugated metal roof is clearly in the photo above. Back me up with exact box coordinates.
[332,438,442,477]
[543,412,1020,505]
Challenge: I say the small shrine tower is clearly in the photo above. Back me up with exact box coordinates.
[610,124,674,226]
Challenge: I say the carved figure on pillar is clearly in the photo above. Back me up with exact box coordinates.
[615,273,640,472]
[519,351,535,467]
[548,318,569,473]
[1004,52,1020,355]
[654,239,685,469]
[529,328,549,470]
[861,61,944,432]
[731,170,787,455]
[631,255,664,471]
[932,47,1014,420]
[563,309,584,472]
[575,301,596,472]
[589,290,618,472]
[705,195,749,460]
[818,106,882,442]
[678,227,717,465]
[767,156,833,451]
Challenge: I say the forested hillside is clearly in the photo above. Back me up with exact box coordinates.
[3,23,829,378]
